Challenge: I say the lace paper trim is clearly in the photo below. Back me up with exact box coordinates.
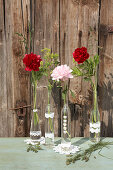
[45,112,54,118]
[90,122,100,133]
[30,131,41,136]
[33,109,38,112]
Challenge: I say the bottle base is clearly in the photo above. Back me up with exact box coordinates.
[90,132,100,143]
[45,133,54,146]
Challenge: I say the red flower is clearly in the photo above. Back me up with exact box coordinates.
[23,53,42,71]
[73,47,89,64]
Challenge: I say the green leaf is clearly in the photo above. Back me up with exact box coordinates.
[94,54,99,66]
[27,143,42,153]
[62,93,65,100]
[72,67,83,76]
[84,77,91,81]
[78,63,85,69]
[15,32,23,37]
[57,85,62,88]
[70,90,76,98]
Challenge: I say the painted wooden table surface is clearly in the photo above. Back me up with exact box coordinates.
[0,137,113,170]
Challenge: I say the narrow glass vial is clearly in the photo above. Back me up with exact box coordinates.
[61,104,71,147]
[45,104,54,145]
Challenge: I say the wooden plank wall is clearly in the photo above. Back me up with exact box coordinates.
[99,0,113,137]
[31,0,61,137]
[0,0,31,137]
[59,0,99,137]
[0,0,113,137]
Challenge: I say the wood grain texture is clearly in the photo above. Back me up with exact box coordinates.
[12,0,31,137]
[31,0,61,136]
[0,0,31,137]
[99,0,113,137]
[0,0,14,137]
[60,0,99,137]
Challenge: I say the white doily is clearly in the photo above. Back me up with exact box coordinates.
[53,144,80,155]
[24,137,45,145]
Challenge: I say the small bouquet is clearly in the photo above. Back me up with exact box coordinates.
[51,64,73,146]
[72,47,100,142]
[23,52,43,140]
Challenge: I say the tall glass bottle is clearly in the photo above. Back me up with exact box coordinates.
[61,83,71,147]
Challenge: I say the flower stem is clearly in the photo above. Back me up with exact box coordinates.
[64,83,67,116]
[48,87,54,133]
[33,79,39,124]
[90,70,97,123]
[34,80,37,109]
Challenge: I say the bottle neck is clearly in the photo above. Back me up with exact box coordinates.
[63,82,68,106]
[93,69,98,111]
[64,92,68,106]
[48,87,51,105]
[93,85,98,110]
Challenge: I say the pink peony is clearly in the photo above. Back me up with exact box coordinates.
[51,65,73,81]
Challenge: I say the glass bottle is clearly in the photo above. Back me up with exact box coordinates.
[30,81,41,142]
[61,104,71,147]
[45,87,54,145]
[90,71,100,142]
[61,83,71,147]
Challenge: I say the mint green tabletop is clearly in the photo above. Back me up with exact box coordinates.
[0,137,113,170]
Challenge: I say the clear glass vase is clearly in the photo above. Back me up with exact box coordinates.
[61,104,71,147]
[30,81,41,142]
[45,87,54,145]
[45,104,54,145]
[89,76,100,143]
[30,110,41,141]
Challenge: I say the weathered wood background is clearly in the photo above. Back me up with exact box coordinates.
[0,0,113,137]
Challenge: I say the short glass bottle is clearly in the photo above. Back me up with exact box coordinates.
[45,87,54,146]
[45,104,54,145]
[30,109,41,141]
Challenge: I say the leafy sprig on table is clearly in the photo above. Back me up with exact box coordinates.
[66,141,113,165]
[27,143,42,153]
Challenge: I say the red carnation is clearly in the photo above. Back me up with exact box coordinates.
[73,47,89,64]
[23,52,42,71]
